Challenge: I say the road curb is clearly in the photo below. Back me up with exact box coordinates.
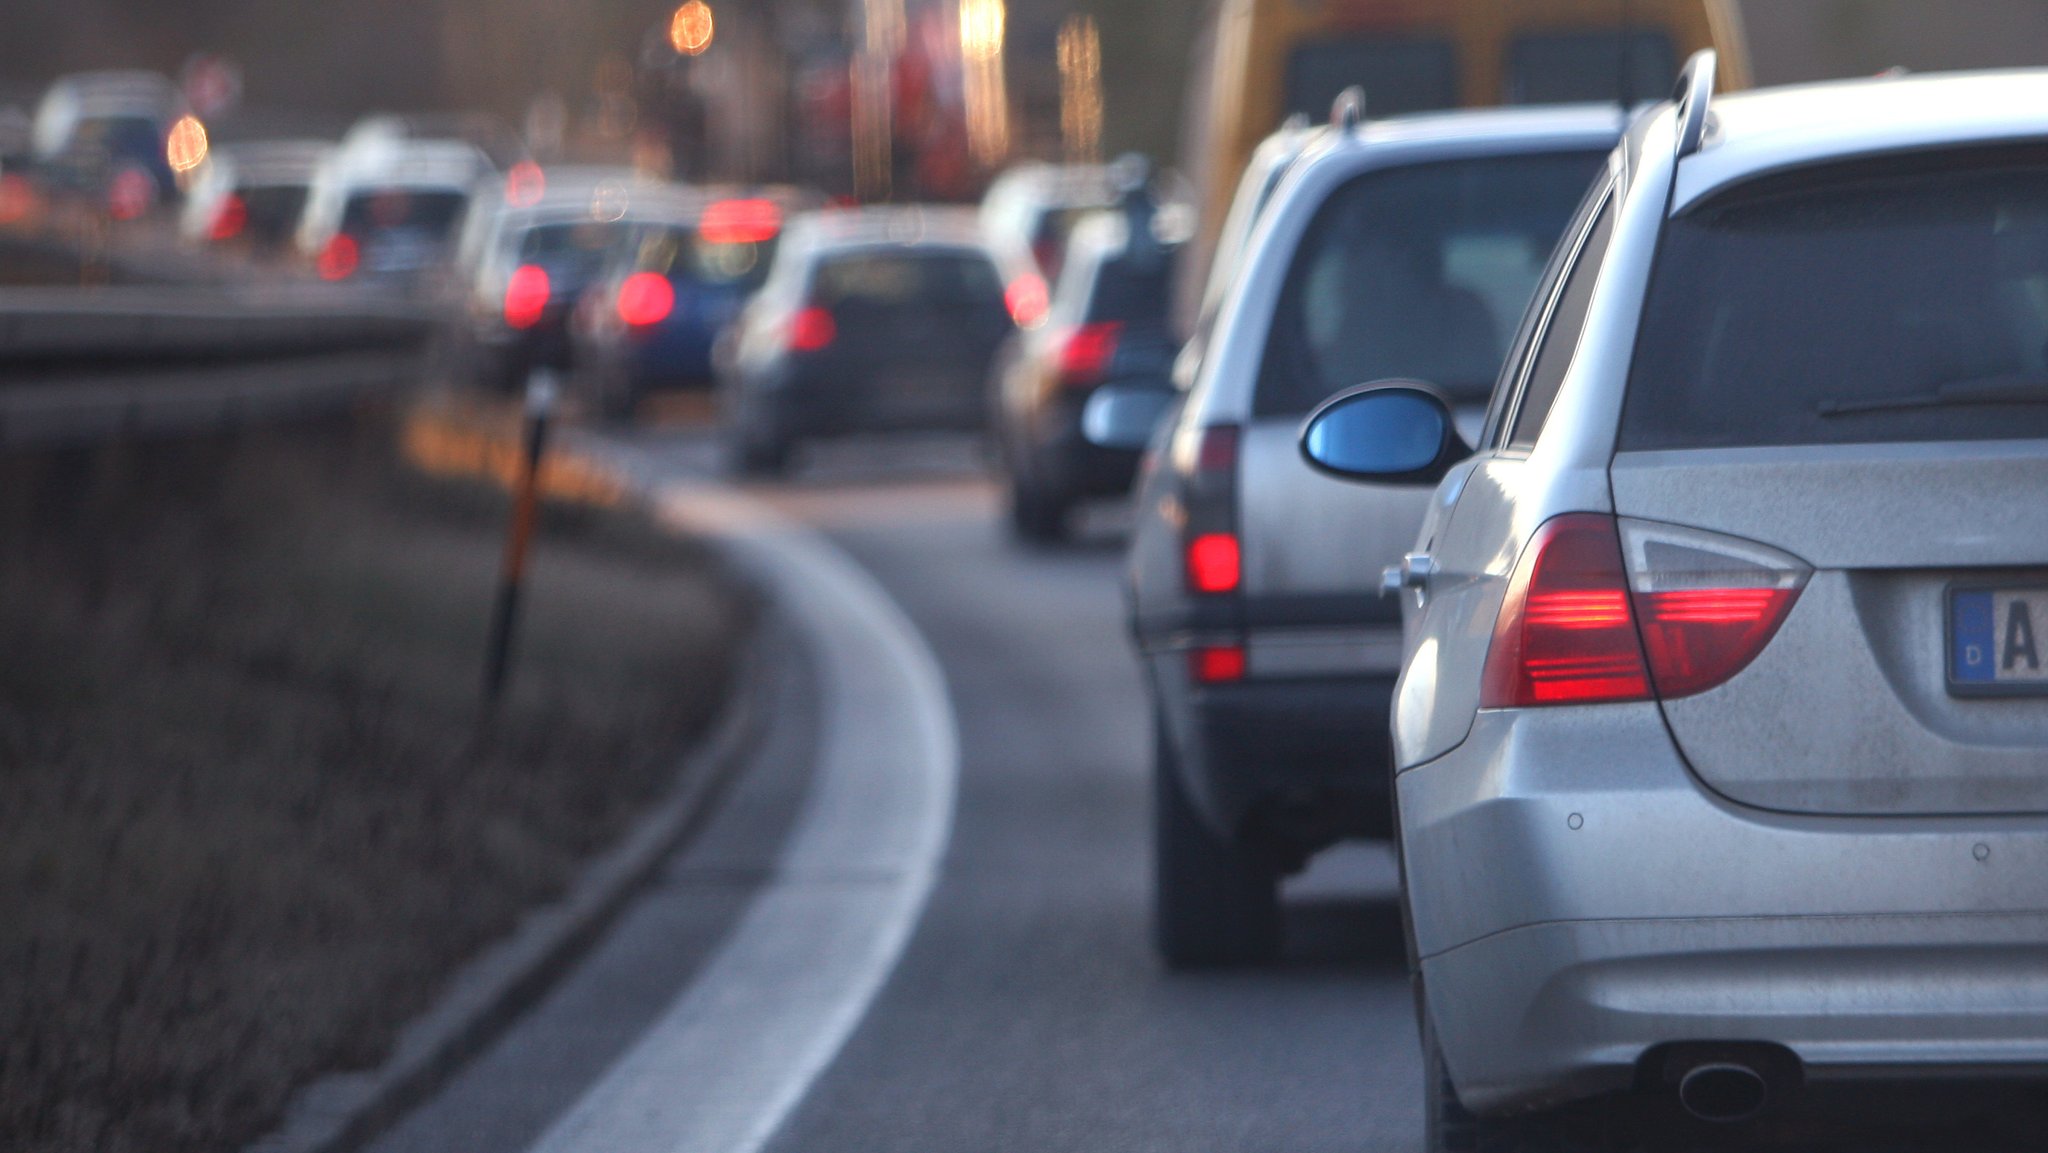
[241,610,785,1153]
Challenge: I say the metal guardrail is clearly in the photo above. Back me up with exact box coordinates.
[0,287,438,448]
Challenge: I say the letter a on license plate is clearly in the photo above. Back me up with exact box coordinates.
[1952,588,2048,696]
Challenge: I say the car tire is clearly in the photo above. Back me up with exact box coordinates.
[1008,474,1069,544]
[732,430,792,478]
[1153,717,1281,969]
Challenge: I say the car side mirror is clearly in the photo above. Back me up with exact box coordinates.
[1081,381,1177,452]
[1299,380,1470,485]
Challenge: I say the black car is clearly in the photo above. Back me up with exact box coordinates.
[990,195,1182,542]
[719,207,1014,476]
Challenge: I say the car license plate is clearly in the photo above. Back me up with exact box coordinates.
[1951,587,2048,696]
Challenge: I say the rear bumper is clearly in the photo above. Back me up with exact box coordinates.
[745,365,986,437]
[1403,705,2048,1113]
[1152,655,1395,859]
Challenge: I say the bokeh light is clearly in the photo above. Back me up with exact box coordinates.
[166,114,210,174]
[670,1,715,56]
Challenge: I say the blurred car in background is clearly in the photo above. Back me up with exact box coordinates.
[979,162,1120,329]
[30,71,184,214]
[571,190,811,420]
[990,193,1183,543]
[179,139,332,256]
[719,207,1013,475]
[445,166,673,394]
[1102,103,1619,968]
[298,137,493,292]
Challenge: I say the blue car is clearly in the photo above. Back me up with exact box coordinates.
[570,196,789,421]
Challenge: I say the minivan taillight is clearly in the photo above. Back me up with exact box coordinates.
[1186,532,1241,595]
[209,193,247,241]
[1481,515,1652,708]
[1057,322,1122,388]
[317,233,359,281]
[1482,515,1811,708]
[504,264,551,329]
[617,272,675,327]
[1620,519,1810,700]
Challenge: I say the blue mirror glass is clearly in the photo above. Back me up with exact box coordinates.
[1301,388,1449,478]
[1082,384,1175,451]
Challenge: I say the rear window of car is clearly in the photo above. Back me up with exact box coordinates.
[1285,38,1457,120]
[629,225,777,288]
[1506,30,1676,105]
[1254,150,1609,418]
[1622,146,2048,450]
[811,249,1003,309]
[341,189,468,236]
[1085,251,1176,327]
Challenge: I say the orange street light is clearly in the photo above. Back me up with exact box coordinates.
[671,1,715,56]
[166,114,210,174]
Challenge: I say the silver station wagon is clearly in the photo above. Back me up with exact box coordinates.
[1306,55,2048,1151]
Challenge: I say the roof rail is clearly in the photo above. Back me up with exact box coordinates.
[1673,49,1717,160]
[1332,86,1365,132]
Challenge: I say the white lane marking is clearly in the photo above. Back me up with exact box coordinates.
[522,482,958,1153]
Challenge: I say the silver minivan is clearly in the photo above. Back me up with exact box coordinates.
[1307,56,2048,1150]
[1111,102,1621,968]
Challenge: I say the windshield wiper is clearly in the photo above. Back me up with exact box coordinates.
[1817,373,2048,417]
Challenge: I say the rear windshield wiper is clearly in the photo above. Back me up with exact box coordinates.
[1818,373,2048,417]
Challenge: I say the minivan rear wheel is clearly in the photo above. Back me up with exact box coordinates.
[1153,717,1281,969]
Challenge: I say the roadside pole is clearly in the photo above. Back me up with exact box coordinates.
[483,371,558,712]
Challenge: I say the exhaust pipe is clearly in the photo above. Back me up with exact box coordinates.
[1676,1062,1771,1124]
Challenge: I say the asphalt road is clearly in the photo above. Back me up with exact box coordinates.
[366,429,1422,1153]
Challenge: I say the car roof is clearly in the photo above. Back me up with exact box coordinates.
[1330,102,1630,155]
[792,206,987,254]
[215,140,333,184]
[1669,69,2048,213]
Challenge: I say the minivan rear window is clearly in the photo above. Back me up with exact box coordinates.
[1254,150,1608,418]
[1284,38,1457,120]
[1623,147,2048,450]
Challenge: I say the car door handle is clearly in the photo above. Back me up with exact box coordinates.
[1381,553,1437,596]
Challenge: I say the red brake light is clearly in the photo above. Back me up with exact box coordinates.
[209,193,247,241]
[700,198,782,245]
[1620,521,1810,700]
[1481,515,1653,708]
[317,233,359,281]
[1005,274,1049,327]
[1190,644,1247,685]
[617,272,676,327]
[504,264,552,329]
[1057,321,1122,387]
[1186,532,1241,595]
[790,306,837,352]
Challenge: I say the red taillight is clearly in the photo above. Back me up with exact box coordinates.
[1057,321,1122,387]
[1621,521,1810,700]
[1190,645,1247,685]
[1005,274,1048,327]
[790,306,837,353]
[1186,532,1241,595]
[504,264,551,329]
[700,198,783,245]
[209,193,247,241]
[617,272,675,327]
[1481,515,1653,708]
[317,233,359,281]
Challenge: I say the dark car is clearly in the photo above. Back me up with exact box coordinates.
[991,195,1183,542]
[570,195,794,419]
[448,171,681,395]
[719,207,1014,475]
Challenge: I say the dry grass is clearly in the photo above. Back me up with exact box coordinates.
[0,414,754,1153]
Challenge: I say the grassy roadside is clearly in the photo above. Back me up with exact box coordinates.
[0,411,755,1153]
